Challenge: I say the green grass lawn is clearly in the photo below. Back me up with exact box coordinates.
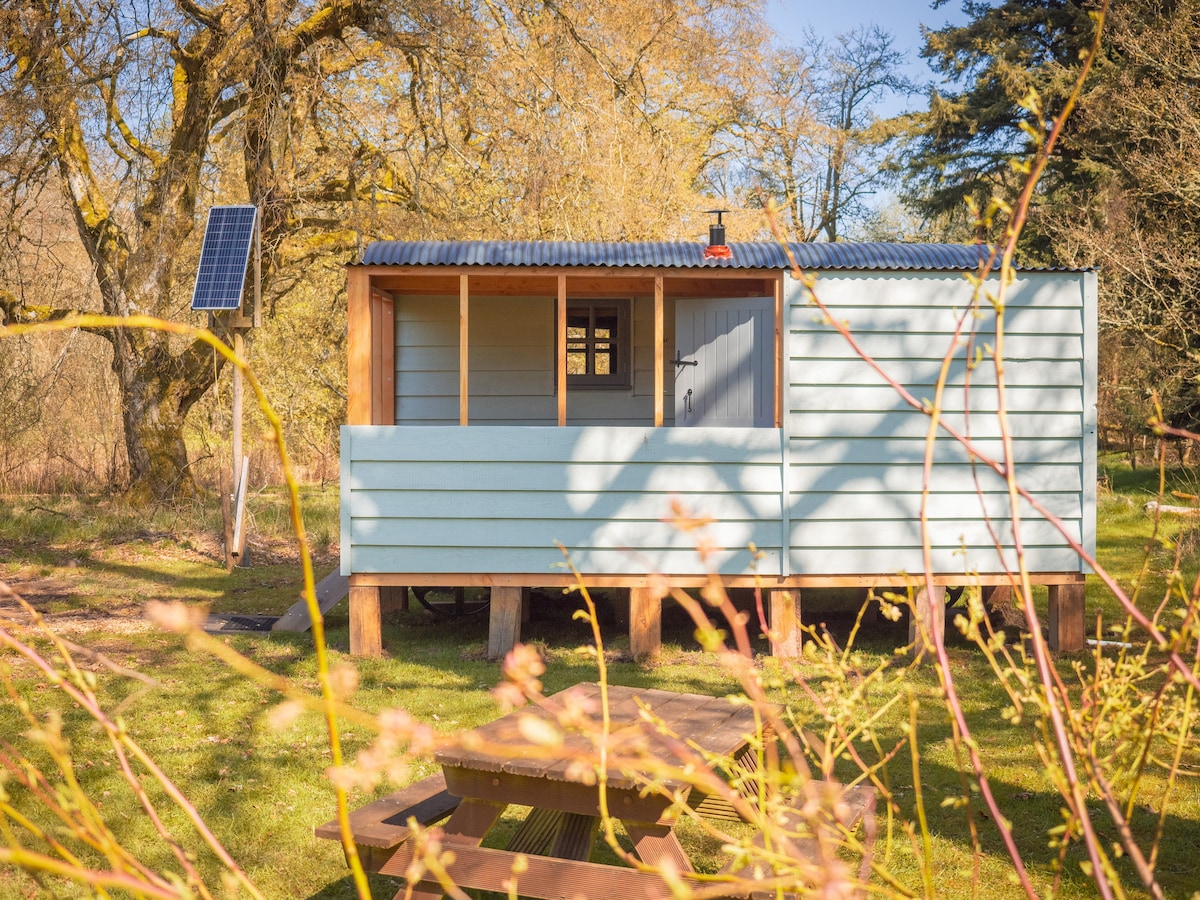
[1,458,1197,899]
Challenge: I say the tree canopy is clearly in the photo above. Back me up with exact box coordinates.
[901,0,1200,431]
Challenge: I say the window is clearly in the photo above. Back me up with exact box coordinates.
[565,299,631,388]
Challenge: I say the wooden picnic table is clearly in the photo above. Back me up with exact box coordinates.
[380,682,760,900]
[317,682,876,900]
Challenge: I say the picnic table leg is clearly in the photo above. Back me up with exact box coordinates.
[394,798,507,900]
[624,822,694,873]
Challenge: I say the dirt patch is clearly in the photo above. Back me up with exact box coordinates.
[1,578,153,636]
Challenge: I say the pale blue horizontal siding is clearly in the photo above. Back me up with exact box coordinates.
[792,360,1084,388]
[789,411,1084,440]
[785,270,1093,576]
[789,490,1082,522]
[343,269,1094,581]
[343,425,785,577]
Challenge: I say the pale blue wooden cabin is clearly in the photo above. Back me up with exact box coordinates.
[341,240,1096,658]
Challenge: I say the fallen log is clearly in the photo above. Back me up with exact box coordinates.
[1144,500,1200,516]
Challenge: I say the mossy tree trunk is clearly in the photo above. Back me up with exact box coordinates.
[0,0,377,502]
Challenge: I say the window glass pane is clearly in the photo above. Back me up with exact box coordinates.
[562,300,628,387]
[594,308,619,340]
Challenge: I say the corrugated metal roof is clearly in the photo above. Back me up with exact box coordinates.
[358,240,1083,271]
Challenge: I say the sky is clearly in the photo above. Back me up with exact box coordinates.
[766,0,971,113]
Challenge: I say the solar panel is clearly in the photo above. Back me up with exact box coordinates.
[190,205,258,311]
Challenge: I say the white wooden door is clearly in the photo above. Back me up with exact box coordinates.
[674,296,774,427]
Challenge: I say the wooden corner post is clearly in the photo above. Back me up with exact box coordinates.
[347,268,395,655]
[347,267,373,427]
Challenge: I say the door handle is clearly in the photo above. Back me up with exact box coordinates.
[685,388,693,413]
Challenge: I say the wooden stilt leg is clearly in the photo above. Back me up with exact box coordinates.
[858,587,879,625]
[908,585,946,662]
[630,587,661,660]
[612,588,630,629]
[349,585,382,657]
[1048,582,1086,652]
[488,586,523,660]
[768,589,801,659]
[379,585,409,616]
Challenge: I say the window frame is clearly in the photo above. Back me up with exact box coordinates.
[561,298,632,390]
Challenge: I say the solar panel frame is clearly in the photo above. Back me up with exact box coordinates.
[190,205,258,311]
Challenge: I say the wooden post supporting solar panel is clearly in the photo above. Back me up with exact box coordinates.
[190,205,260,571]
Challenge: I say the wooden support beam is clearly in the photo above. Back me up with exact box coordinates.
[347,268,372,426]
[459,274,469,425]
[629,587,661,660]
[349,584,383,657]
[907,584,946,662]
[768,589,801,658]
[1048,582,1086,652]
[350,571,1085,590]
[557,274,567,426]
[654,274,664,427]
[488,586,523,659]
